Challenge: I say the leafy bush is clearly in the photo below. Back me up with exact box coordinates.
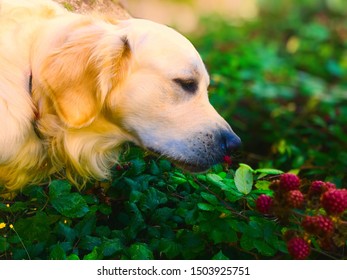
[0,148,285,260]
[1,0,347,259]
[1,147,346,259]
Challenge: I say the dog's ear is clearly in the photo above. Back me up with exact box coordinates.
[40,25,130,128]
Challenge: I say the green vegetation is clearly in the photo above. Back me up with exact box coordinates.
[1,0,346,259]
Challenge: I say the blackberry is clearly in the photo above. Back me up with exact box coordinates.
[324,182,336,191]
[280,173,300,191]
[256,194,273,214]
[286,190,304,208]
[287,237,310,260]
[321,189,347,215]
[309,181,325,195]
[301,215,334,237]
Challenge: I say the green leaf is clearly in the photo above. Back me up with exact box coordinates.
[56,222,77,242]
[129,243,153,260]
[195,174,207,182]
[75,214,97,237]
[224,187,244,202]
[48,180,89,218]
[124,177,141,189]
[26,243,46,259]
[239,163,254,172]
[50,244,66,260]
[98,204,112,215]
[212,164,224,173]
[211,227,237,244]
[125,203,146,239]
[159,159,172,172]
[254,168,283,175]
[139,187,167,211]
[151,207,175,224]
[212,250,229,260]
[149,160,160,175]
[206,174,230,191]
[255,180,271,190]
[49,180,72,198]
[200,192,219,205]
[240,234,255,251]
[188,179,200,189]
[159,239,181,259]
[127,158,146,176]
[0,203,8,212]
[0,237,9,253]
[14,212,51,243]
[101,238,124,257]
[197,203,215,211]
[288,169,300,175]
[170,175,187,185]
[234,166,253,194]
[83,247,101,260]
[206,173,222,183]
[129,190,142,204]
[50,193,89,218]
[176,230,204,259]
[95,226,111,238]
[273,239,289,254]
[8,202,28,212]
[79,236,102,251]
[201,219,238,244]
[67,254,80,260]
[253,239,276,256]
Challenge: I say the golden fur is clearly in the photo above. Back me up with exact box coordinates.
[0,0,240,193]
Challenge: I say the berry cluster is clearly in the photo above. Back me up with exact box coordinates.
[255,173,347,259]
[255,173,304,218]
[115,162,132,171]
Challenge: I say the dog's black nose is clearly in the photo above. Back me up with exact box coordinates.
[220,130,242,154]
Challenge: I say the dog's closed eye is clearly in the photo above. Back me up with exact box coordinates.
[173,78,198,93]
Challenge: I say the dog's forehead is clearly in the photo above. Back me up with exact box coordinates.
[130,20,195,52]
[123,19,208,79]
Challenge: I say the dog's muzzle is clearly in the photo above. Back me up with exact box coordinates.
[145,129,241,173]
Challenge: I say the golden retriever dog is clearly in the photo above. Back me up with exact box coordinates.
[0,0,241,193]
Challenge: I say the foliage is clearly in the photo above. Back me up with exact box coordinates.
[0,149,286,260]
[193,0,347,184]
[1,0,347,259]
[1,148,345,260]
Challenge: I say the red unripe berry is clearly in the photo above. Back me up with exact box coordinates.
[286,190,304,208]
[324,182,336,191]
[287,237,310,260]
[256,194,273,214]
[321,189,347,215]
[115,165,123,171]
[301,215,334,237]
[223,155,232,166]
[309,180,325,195]
[280,173,300,191]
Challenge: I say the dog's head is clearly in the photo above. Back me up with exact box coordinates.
[39,18,241,172]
